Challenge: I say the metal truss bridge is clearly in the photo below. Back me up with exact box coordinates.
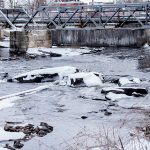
[1,2,150,30]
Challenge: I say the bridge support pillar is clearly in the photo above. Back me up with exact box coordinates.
[10,31,29,54]
[10,30,52,54]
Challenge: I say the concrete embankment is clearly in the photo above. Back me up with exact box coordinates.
[51,28,147,47]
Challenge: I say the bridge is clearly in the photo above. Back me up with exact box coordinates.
[1,3,150,29]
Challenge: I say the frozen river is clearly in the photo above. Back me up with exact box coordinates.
[0,46,150,150]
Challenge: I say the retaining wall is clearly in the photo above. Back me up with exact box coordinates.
[52,28,147,47]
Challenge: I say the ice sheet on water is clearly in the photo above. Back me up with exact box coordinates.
[117,96,150,109]
[0,96,21,110]
[0,84,51,101]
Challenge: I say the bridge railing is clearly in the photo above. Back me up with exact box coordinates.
[1,3,150,29]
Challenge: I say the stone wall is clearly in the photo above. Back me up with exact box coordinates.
[52,28,147,47]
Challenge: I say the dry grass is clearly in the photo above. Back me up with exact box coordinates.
[63,126,150,150]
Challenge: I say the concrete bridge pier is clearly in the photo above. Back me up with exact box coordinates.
[10,29,52,54]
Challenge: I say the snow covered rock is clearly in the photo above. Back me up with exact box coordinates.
[67,72,104,87]
[8,66,78,83]
[101,87,125,94]
[121,87,148,96]
[118,77,141,86]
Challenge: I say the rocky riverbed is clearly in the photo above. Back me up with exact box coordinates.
[0,45,150,149]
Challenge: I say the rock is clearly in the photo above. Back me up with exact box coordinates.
[38,50,62,57]
[104,110,112,116]
[4,124,23,132]
[81,116,88,119]
[0,72,8,79]
[50,52,62,57]
[35,122,53,137]
[92,97,107,101]
[144,125,150,137]
[13,140,24,149]
[108,102,116,107]
[67,72,103,87]
[102,87,148,97]
[3,122,53,149]
[23,124,35,135]
[121,87,148,96]
[132,92,145,97]
[40,122,53,133]
[8,66,78,83]
[4,144,15,150]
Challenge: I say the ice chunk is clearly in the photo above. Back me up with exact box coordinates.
[119,77,141,86]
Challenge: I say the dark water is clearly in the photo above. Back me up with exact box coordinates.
[0,47,150,149]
